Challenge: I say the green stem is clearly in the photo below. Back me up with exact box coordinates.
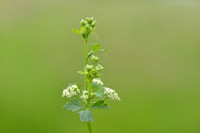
[87,121,92,133]
[84,39,92,133]
[88,81,92,102]
[84,39,88,90]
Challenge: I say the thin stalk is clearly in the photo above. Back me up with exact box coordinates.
[84,39,92,133]
[87,121,92,133]
[87,81,93,133]
[88,81,92,102]
[84,39,88,90]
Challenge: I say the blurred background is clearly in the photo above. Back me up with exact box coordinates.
[0,0,200,133]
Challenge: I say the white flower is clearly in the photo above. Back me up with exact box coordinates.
[62,84,80,98]
[62,89,71,97]
[82,90,88,95]
[80,94,88,100]
[77,89,80,93]
[92,78,103,86]
[80,90,89,100]
[72,84,78,89]
[104,87,120,101]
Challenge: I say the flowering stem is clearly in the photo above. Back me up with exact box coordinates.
[87,121,92,133]
[84,38,93,133]
[84,39,88,90]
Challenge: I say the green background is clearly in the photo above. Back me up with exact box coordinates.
[1,0,200,133]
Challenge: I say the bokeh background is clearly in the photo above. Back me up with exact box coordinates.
[1,0,200,133]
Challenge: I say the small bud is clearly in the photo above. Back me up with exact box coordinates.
[91,55,99,64]
[91,21,96,28]
[96,64,103,71]
[86,64,93,71]
[80,19,87,26]
[92,69,97,75]
[85,24,90,30]
[87,17,94,25]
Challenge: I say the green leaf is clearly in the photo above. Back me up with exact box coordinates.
[91,43,101,52]
[73,29,81,34]
[96,87,105,98]
[90,100,110,110]
[87,51,93,59]
[91,100,104,107]
[78,110,94,122]
[77,71,85,75]
[64,103,83,112]
[90,104,110,110]
[80,26,86,33]
[71,99,82,106]
[91,82,100,92]
[95,49,108,52]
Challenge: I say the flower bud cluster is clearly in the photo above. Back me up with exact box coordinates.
[80,90,89,100]
[80,17,96,39]
[62,84,80,98]
[92,78,103,86]
[80,90,95,101]
[104,87,120,101]
[91,55,99,64]
[86,64,93,72]
[96,64,103,71]
[85,64,103,82]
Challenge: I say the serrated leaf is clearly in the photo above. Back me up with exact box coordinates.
[90,100,110,110]
[91,100,104,107]
[64,103,83,112]
[91,43,101,52]
[96,87,105,98]
[71,99,82,106]
[73,29,81,34]
[78,110,94,122]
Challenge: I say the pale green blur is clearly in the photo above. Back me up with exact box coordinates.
[0,0,200,133]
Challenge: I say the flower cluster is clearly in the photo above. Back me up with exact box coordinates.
[80,90,88,100]
[86,64,93,71]
[104,87,120,101]
[92,78,103,86]
[80,90,95,101]
[62,84,80,98]
[95,64,103,71]
[80,17,96,39]
[91,55,99,64]
[85,64,103,82]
